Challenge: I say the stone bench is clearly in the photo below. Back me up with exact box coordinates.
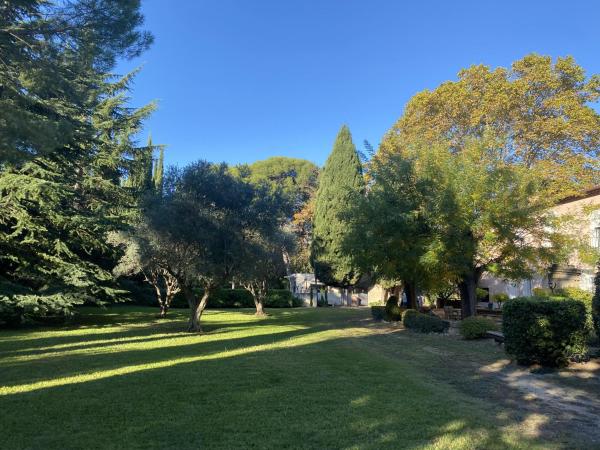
[485,330,504,344]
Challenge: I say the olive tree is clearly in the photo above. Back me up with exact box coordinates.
[236,230,289,316]
[108,225,180,318]
[145,162,284,331]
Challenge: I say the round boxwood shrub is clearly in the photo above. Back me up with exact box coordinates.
[403,309,449,333]
[385,296,403,321]
[459,316,498,340]
[503,296,589,367]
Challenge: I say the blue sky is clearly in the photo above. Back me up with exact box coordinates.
[117,0,600,168]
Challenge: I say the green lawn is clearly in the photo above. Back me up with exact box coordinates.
[0,306,597,449]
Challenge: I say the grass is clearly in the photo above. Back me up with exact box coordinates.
[0,306,597,449]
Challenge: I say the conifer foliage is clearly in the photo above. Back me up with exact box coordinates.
[312,125,365,287]
[0,0,153,325]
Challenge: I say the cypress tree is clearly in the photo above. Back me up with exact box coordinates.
[153,146,165,194]
[312,125,365,287]
[126,135,154,192]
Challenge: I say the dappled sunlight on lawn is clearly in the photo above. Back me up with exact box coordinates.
[501,413,549,440]
[0,306,597,449]
[0,324,309,364]
[0,324,366,396]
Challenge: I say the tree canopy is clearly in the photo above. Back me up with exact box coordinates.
[373,54,600,315]
[381,54,600,194]
[235,156,319,273]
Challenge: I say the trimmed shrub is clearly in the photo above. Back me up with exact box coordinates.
[385,296,403,321]
[371,306,386,321]
[531,287,594,333]
[403,309,449,333]
[459,316,498,340]
[503,297,589,367]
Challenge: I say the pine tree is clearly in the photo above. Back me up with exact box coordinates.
[311,125,365,287]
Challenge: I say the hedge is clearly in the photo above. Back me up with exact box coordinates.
[403,309,449,333]
[157,288,301,309]
[459,316,498,340]
[265,290,303,308]
[503,296,589,367]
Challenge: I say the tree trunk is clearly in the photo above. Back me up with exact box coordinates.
[458,268,481,318]
[282,248,292,278]
[254,298,266,316]
[150,277,167,318]
[161,291,175,318]
[404,281,417,309]
[162,271,180,319]
[185,285,213,332]
[159,303,168,318]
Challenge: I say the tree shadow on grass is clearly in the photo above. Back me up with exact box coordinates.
[0,307,340,351]
[1,309,598,449]
[0,318,349,387]
[0,328,582,449]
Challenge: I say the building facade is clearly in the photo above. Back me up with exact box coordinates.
[480,186,600,299]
